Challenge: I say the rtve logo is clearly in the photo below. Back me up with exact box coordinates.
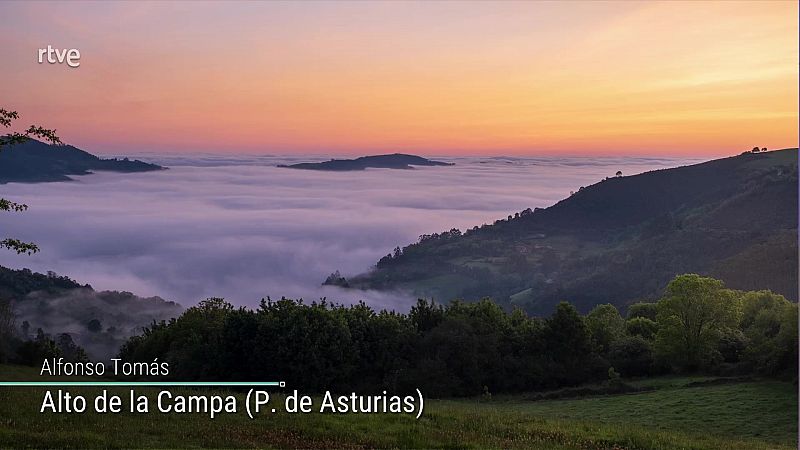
[37,45,81,68]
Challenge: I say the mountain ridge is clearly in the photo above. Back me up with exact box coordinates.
[0,138,164,184]
[341,148,798,314]
[279,153,454,171]
[0,265,182,358]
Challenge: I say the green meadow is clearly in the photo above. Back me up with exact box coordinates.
[0,365,795,449]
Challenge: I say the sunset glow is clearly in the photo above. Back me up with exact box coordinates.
[1,1,797,156]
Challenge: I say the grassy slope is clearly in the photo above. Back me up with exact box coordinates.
[1,365,796,449]
[497,378,797,445]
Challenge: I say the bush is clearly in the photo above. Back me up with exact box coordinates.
[717,328,748,363]
[626,317,658,340]
[608,335,654,377]
[585,304,624,353]
[627,302,658,321]
[14,332,61,366]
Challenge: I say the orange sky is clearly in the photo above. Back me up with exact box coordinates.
[0,1,797,156]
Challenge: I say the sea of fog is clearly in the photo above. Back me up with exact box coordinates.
[0,154,705,311]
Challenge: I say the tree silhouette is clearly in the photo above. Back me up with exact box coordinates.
[87,319,103,333]
[0,109,62,254]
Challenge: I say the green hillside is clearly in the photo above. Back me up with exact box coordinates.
[346,149,798,314]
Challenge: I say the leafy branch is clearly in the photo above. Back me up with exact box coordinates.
[1,108,61,254]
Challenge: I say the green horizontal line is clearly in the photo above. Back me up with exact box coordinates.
[0,381,282,387]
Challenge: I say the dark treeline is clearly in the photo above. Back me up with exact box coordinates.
[109,274,798,397]
[5,275,795,397]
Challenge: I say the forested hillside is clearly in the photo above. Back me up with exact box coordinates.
[345,149,798,314]
[0,266,182,358]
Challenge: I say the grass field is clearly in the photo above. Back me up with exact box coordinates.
[0,365,796,449]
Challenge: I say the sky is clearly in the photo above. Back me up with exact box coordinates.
[0,1,797,156]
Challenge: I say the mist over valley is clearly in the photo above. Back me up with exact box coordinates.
[0,153,702,312]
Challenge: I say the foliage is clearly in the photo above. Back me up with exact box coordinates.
[627,302,658,321]
[55,333,89,363]
[322,270,349,287]
[13,329,61,366]
[0,109,61,254]
[86,319,102,333]
[541,302,603,387]
[0,109,62,149]
[0,299,14,362]
[625,316,658,340]
[739,290,798,375]
[115,274,796,397]
[585,303,625,353]
[0,266,85,300]
[608,335,654,376]
[654,274,740,371]
[119,296,606,396]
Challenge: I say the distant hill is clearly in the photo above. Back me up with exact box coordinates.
[280,153,454,171]
[342,149,798,314]
[0,266,182,358]
[0,138,163,183]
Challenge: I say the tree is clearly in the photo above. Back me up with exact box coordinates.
[542,302,600,385]
[87,319,103,333]
[654,274,740,371]
[0,109,62,254]
[56,333,89,363]
[625,316,658,340]
[0,299,13,337]
[585,303,625,353]
[739,291,797,374]
[627,302,658,321]
[409,298,444,333]
[608,335,653,376]
[716,327,747,363]
[0,299,15,362]
[323,270,349,287]
[740,290,787,329]
[15,328,61,366]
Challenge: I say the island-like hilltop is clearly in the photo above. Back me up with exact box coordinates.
[0,138,163,184]
[280,153,453,171]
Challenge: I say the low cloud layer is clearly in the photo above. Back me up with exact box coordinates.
[13,288,183,358]
[0,155,702,311]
